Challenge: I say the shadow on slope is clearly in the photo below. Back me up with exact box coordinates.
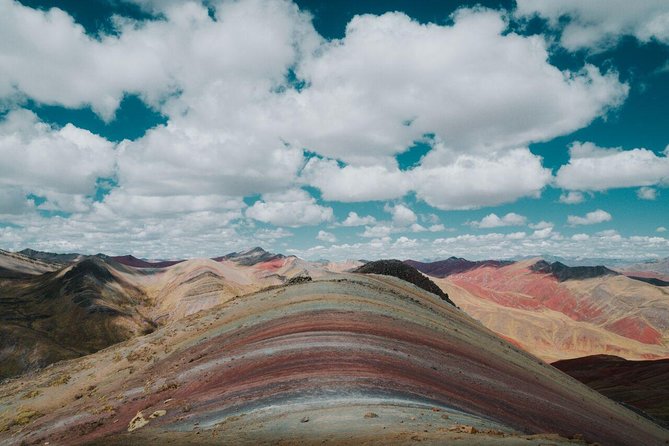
[0,257,155,380]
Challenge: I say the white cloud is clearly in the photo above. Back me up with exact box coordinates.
[516,0,669,51]
[555,142,669,191]
[290,8,627,161]
[0,109,115,213]
[255,227,293,241]
[470,212,527,228]
[340,212,376,227]
[428,224,445,232]
[0,1,651,259]
[559,191,586,204]
[529,221,553,230]
[572,233,590,241]
[290,231,669,262]
[316,230,337,243]
[532,227,554,239]
[637,186,658,200]
[245,189,333,227]
[567,209,612,226]
[507,231,527,240]
[658,227,667,233]
[302,158,411,202]
[385,203,417,227]
[0,2,631,226]
[360,224,393,239]
[595,229,621,241]
[412,148,552,210]
[0,0,318,120]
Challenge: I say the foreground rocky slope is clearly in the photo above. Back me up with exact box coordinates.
[1,274,667,445]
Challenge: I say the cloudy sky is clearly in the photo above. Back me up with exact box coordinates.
[0,0,668,260]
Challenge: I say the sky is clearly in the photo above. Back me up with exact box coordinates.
[0,0,668,261]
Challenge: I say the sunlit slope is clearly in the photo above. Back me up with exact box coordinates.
[432,259,669,362]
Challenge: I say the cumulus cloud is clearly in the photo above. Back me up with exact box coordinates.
[245,189,333,227]
[290,8,627,161]
[0,1,649,257]
[316,230,336,243]
[302,158,411,202]
[340,212,376,227]
[658,227,667,233]
[412,148,552,210]
[532,226,554,239]
[637,186,658,200]
[529,221,553,230]
[567,209,612,226]
[385,203,417,227]
[0,1,630,225]
[0,109,115,213]
[555,142,669,191]
[559,191,586,204]
[516,0,669,51]
[470,212,527,228]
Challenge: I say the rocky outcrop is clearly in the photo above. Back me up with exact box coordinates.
[355,259,454,306]
[405,257,513,278]
[531,260,618,282]
[214,247,285,266]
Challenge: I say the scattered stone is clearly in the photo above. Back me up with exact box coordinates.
[287,275,312,285]
[449,424,478,434]
[441,414,449,420]
[301,416,310,423]
[150,410,166,418]
[364,412,378,418]
[127,411,149,432]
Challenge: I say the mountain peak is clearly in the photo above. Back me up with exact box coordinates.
[531,260,619,282]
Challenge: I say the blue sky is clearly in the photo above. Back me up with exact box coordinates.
[0,0,667,260]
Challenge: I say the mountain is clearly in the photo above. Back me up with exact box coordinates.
[355,259,454,305]
[0,249,59,278]
[530,260,619,281]
[553,355,669,428]
[109,255,184,269]
[0,257,156,380]
[18,248,82,264]
[1,274,667,445]
[431,258,669,362]
[405,257,513,278]
[0,248,347,381]
[618,257,669,281]
[214,246,285,266]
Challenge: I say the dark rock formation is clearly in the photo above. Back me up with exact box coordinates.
[110,255,184,269]
[214,247,285,266]
[531,260,618,282]
[405,257,513,278]
[354,259,454,306]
